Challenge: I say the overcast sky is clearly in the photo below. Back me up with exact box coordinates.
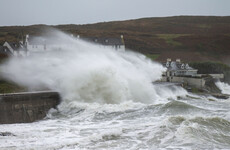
[0,0,229,26]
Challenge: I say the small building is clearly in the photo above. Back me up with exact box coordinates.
[161,59,204,89]
[160,59,224,89]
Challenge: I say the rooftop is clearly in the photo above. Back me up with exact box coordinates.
[163,60,197,71]
[8,42,20,50]
[0,45,12,55]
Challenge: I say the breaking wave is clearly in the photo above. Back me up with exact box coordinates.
[216,81,230,95]
[0,30,188,105]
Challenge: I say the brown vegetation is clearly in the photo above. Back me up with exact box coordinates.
[0,16,230,64]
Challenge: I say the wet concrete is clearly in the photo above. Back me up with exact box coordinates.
[0,91,61,124]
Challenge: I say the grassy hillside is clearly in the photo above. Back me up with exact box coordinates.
[0,79,27,93]
[0,57,27,93]
[0,16,230,64]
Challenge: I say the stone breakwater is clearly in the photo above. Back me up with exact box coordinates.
[0,91,60,124]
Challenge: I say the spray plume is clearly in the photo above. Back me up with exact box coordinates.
[0,29,188,104]
[216,81,230,95]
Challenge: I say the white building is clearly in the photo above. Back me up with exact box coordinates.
[25,35,66,52]
[163,59,198,78]
[24,34,125,53]
[160,59,224,89]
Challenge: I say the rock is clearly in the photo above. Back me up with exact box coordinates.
[0,132,15,136]
[204,77,221,93]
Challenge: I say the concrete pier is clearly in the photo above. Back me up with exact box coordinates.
[0,91,61,124]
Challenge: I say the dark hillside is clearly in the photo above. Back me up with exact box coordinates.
[0,16,230,63]
[189,61,230,83]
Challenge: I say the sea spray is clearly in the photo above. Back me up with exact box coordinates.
[0,29,186,105]
[216,81,230,95]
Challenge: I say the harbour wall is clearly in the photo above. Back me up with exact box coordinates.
[0,91,61,124]
[161,76,205,89]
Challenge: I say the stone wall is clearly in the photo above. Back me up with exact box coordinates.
[0,91,61,124]
[160,76,206,89]
[173,76,205,89]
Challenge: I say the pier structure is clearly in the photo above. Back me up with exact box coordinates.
[0,91,60,124]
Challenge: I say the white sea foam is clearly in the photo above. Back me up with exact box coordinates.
[216,81,230,95]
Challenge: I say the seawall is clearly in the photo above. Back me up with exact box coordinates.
[0,91,61,124]
[160,76,205,89]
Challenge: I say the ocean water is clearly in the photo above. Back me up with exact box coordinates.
[1,30,230,150]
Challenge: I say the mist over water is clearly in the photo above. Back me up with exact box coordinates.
[1,30,230,150]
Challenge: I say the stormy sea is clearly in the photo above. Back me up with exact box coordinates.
[1,30,230,150]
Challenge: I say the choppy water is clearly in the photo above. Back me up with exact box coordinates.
[1,88,230,150]
[1,30,230,150]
